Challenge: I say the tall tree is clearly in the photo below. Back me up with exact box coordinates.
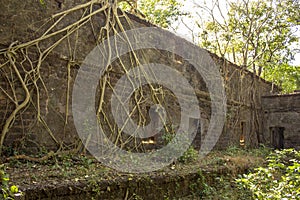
[196,0,300,92]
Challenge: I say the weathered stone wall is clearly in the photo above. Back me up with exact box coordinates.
[0,0,278,155]
[209,53,278,148]
[262,93,300,149]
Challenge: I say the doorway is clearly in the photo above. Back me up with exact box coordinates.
[240,122,246,147]
[270,127,285,149]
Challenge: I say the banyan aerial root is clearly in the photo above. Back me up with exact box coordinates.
[0,0,167,158]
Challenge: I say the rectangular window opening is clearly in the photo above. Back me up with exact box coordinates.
[240,121,246,147]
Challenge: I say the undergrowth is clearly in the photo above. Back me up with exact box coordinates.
[5,146,295,200]
[0,165,21,200]
[236,148,300,200]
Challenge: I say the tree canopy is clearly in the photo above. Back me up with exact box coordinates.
[196,0,300,92]
[118,0,185,28]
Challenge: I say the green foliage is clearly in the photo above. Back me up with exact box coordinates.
[224,144,271,157]
[188,170,213,198]
[161,128,198,164]
[161,127,175,144]
[223,145,244,156]
[198,0,300,92]
[186,171,253,199]
[0,165,21,200]
[236,149,300,199]
[263,63,300,93]
[177,146,198,164]
[207,175,252,200]
[119,0,186,28]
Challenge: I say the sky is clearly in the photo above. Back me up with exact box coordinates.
[171,0,300,66]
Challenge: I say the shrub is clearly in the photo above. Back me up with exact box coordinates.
[177,146,198,163]
[236,148,300,200]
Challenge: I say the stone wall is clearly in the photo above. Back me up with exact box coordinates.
[0,0,278,156]
[262,93,300,149]
[209,53,279,148]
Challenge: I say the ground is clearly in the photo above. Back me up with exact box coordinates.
[3,146,270,200]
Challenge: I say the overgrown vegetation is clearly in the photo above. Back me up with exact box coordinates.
[179,148,300,200]
[236,148,300,199]
[4,137,298,199]
[2,146,274,199]
[0,165,21,200]
[180,146,270,199]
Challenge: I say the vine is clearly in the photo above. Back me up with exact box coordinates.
[0,0,172,159]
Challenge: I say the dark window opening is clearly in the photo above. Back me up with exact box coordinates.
[270,127,285,149]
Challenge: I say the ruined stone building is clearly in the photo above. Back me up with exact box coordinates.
[262,92,300,150]
[1,0,295,157]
